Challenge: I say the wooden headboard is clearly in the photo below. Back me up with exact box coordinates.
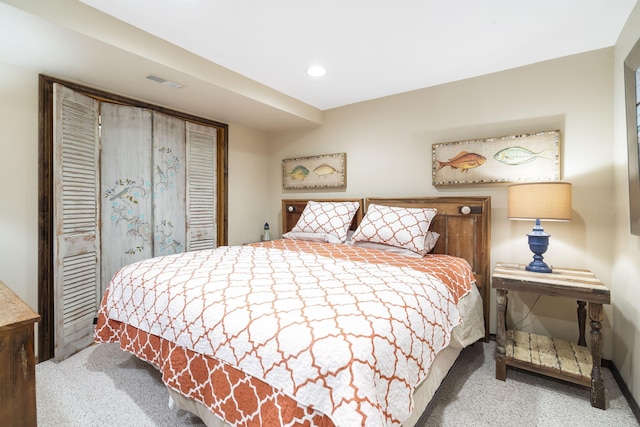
[367,197,491,341]
[282,199,365,233]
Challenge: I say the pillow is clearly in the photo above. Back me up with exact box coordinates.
[350,231,440,258]
[346,229,355,242]
[282,231,342,244]
[351,203,437,255]
[424,230,440,252]
[288,200,360,243]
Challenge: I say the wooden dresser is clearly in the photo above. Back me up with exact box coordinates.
[0,280,40,427]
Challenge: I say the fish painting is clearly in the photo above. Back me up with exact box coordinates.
[313,163,340,176]
[287,165,310,180]
[436,151,486,172]
[493,146,554,165]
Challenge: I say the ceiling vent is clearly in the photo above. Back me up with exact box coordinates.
[146,75,183,89]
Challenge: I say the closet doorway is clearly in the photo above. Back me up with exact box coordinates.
[38,75,228,362]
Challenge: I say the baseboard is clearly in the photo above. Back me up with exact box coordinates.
[604,359,640,423]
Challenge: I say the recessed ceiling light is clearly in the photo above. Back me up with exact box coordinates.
[306,65,327,77]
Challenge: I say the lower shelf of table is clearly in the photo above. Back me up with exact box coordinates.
[504,329,592,387]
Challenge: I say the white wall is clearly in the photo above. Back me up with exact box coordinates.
[269,48,616,356]
[613,1,640,407]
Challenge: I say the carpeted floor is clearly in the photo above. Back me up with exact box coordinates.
[421,341,638,426]
[36,340,638,426]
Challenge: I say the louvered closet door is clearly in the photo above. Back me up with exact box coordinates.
[100,103,153,294]
[53,83,100,361]
[51,86,221,360]
[186,122,217,250]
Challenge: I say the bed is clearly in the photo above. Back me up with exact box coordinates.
[95,196,490,426]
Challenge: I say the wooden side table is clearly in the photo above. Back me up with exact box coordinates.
[492,262,611,409]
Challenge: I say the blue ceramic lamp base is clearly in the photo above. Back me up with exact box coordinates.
[525,219,552,273]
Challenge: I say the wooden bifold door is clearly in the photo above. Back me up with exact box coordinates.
[46,81,225,361]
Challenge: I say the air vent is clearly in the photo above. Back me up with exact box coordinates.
[146,75,183,89]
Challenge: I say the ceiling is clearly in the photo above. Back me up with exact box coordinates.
[77,0,638,110]
[1,0,638,132]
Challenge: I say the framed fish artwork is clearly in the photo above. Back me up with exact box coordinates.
[432,130,560,186]
[282,152,346,189]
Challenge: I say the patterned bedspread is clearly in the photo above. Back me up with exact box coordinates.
[95,239,477,426]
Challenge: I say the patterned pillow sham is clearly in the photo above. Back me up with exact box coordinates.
[288,200,360,243]
[350,231,440,257]
[351,203,437,255]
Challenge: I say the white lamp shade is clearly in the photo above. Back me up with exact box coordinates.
[508,182,572,221]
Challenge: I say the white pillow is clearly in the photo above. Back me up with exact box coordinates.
[424,230,440,252]
[351,203,437,255]
[282,231,342,244]
[350,231,440,257]
[288,200,360,243]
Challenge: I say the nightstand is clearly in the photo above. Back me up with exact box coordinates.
[492,262,611,409]
[0,280,40,426]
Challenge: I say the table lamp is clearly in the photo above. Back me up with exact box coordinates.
[508,182,572,273]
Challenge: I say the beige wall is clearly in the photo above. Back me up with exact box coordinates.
[0,62,39,315]
[613,1,640,407]
[226,123,272,245]
[269,48,616,356]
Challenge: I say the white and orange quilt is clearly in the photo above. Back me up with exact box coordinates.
[95,239,478,427]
